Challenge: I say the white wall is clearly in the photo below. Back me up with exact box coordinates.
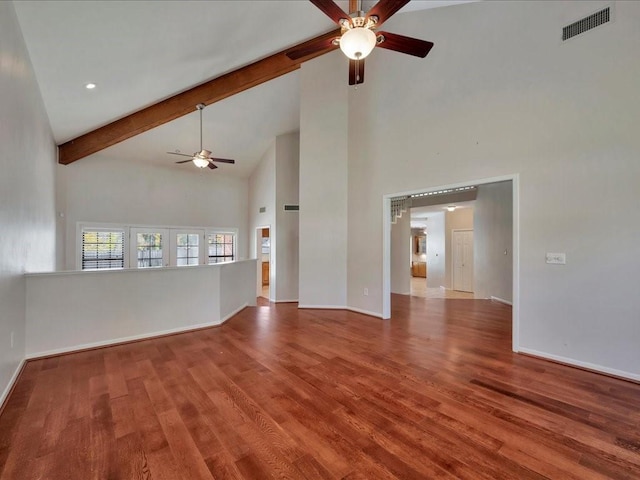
[57,157,249,270]
[275,132,300,302]
[474,182,513,302]
[0,2,56,404]
[425,213,445,288]
[25,260,256,358]
[390,212,410,294]
[340,0,640,379]
[444,207,474,289]
[248,142,276,298]
[299,52,348,308]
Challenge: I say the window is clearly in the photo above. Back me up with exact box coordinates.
[131,229,168,268]
[174,232,202,266]
[78,224,236,270]
[208,233,235,264]
[81,230,125,270]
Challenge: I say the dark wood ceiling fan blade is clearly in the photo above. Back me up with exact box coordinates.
[376,31,434,57]
[366,0,410,28]
[207,162,218,170]
[286,34,340,60]
[175,159,194,164]
[348,59,365,85]
[167,151,194,158]
[310,0,351,25]
[209,157,235,164]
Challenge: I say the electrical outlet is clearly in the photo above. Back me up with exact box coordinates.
[10,331,14,349]
[364,288,369,296]
[546,253,566,265]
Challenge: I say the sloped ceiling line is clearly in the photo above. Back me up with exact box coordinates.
[58,29,340,165]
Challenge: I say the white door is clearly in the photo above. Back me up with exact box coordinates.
[452,230,474,292]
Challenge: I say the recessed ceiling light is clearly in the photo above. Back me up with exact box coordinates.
[85,83,96,90]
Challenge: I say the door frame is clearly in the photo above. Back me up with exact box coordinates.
[382,174,520,352]
[451,228,473,293]
[255,225,271,300]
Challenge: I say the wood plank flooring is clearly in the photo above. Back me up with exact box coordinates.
[1,296,639,479]
[410,277,475,299]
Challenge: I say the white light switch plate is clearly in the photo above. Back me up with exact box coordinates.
[546,253,566,264]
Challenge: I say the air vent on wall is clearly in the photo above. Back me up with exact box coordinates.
[259,207,266,213]
[283,204,299,211]
[562,7,610,41]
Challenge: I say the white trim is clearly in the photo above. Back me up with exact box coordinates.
[519,347,640,383]
[77,224,129,271]
[298,305,384,319]
[382,197,391,319]
[348,306,385,319]
[76,222,239,271]
[274,299,299,303]
[170,228,205,267]
[383,174,520,352]
[255,225,272,301]
[0,359,26,410]
[491,296,513,306]
[298,304,347,310]
[220,303,249,323]
[25,319,230,360]
[206,228,239,265]
[511,174,520,352]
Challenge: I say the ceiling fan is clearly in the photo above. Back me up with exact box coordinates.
[167,103,235,170]
[286,0,434,85]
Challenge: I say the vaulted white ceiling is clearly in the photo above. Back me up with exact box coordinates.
[14,0,475,178]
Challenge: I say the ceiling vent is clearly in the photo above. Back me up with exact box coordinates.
[562,7,610,41]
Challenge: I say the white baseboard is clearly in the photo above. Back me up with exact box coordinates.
[298,304,384,319]
[274,299,298,303]
[220,304,249,323]
[518,347,640,382]
[490,296,513,306]
[1,359,26,411]
[347,306,384,319]
[26,319,225,360]
[297,304,347,309]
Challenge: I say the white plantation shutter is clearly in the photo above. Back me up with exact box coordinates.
[81,230,125,270]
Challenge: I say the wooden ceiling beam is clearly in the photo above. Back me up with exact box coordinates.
[58,29,340,165]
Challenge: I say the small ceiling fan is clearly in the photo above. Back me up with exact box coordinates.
[286,0,434,85]
[167,103,235,170]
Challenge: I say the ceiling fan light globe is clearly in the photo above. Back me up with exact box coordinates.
[192,156,210,168]
[340,27,376,60]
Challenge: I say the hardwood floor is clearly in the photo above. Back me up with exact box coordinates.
[1,296,639,479]
[410,277,475,299]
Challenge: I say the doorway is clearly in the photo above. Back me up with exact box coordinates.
[256,226,270,300]
[383,175,519,351]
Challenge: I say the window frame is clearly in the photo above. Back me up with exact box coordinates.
[171,229,206,267]
[77,223,238,271]
[206,229,238,264]
[77,223,129,271]
[130,227,170,269]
